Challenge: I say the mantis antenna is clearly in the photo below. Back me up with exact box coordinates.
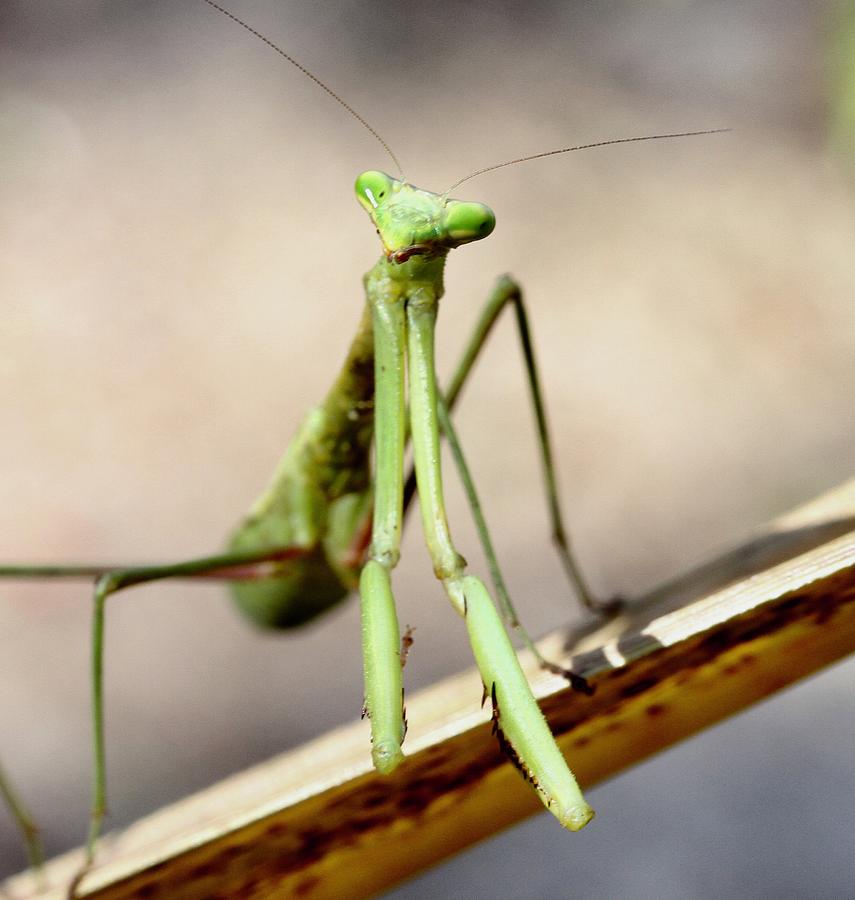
[202,1,726,195]
[445,129,731,194]
[201,0,405,179]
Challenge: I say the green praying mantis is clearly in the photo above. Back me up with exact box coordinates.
[1,0,727,889]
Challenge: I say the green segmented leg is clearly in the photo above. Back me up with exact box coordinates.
[360,274,407,773]
[0,761,44,875]
[436,392,590,693]
[463,577,593,829]
[72,547,315,881]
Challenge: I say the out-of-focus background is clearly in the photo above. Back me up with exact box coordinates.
[2,0,854,895]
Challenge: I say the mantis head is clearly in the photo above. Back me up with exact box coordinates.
[355,171,495,264]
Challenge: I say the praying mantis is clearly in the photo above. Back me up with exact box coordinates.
[0,0,727,890]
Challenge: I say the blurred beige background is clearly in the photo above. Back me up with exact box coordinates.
[2,0,854,895]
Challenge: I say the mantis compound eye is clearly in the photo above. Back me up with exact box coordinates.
[355,170,396,212]
[443,200,496,244]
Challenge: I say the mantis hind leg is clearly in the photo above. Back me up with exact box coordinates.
[0,760,44,876]
[0,547,308,888]
[51,545,316,894]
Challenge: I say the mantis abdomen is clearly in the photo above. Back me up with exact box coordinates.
[229,305,375,628]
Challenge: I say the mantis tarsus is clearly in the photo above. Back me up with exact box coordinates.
[1,0,727,889]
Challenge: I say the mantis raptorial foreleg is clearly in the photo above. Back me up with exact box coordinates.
[433,275,621,691]
[403,272,594,829]
[359,277,408,773]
